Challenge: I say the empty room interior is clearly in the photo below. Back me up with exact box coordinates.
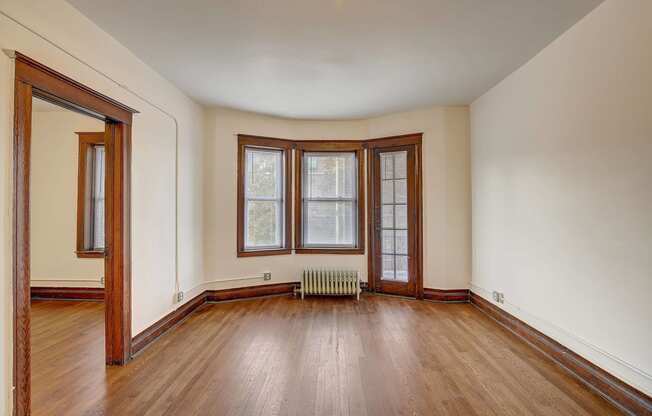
[0,0,650,415]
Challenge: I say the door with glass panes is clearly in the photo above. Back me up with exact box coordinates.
[371,145,418,297]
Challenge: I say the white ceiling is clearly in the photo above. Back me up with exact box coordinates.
[67,0,603,119]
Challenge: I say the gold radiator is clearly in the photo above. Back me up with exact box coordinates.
[301,269,360,300]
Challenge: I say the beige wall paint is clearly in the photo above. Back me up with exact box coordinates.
[0,41,14,416]
[368,106,471,290]
[202,105,471,292]
[0,1,206,412]
[30,110,105,287]
[471,0,652,395]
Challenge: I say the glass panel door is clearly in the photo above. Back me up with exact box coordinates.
[371,144,418,297]
[380,151,408,282]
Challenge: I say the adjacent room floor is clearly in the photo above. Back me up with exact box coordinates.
[31,295,620,416]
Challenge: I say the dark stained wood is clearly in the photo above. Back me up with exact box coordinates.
[14,52,137,124]
[131,282,299,355]
[236,134,293,257]
[470,292,652,416]
[205,281,298,302]
[294,143,365,254]
[237,134,295,148]
[31,296,622,416]
[31,287,104,301]
[423,288,470,303]
[13,79,32,416]
[75,250,105,259]
[76,131,105,258]
[103,121,132,365]
[367,134,423,298]
[366,132,424,148]
[294,140,366,151]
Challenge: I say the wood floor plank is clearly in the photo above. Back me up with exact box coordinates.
[31,295,622,416]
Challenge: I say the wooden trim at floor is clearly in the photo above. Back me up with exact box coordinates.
[470,292,652,416]
[131,282,299,355]
[423,288,469,303]
[131,291,207,355]
[205,282,299,302]
[31,287,104,301]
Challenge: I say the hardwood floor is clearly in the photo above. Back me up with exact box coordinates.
[31,295,621,416]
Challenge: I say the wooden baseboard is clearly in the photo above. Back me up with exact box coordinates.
[470,292,652,416]
[205,282,298,302]
[423,288,469,303]
[131,282,299,356]
[31,286,104,301]
[131,291,207,355]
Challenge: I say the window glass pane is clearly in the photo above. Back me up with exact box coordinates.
[395,230,408,255]
[304,201,355,246]
[381,180,393,204]
[395,179,407,203]
[246,200,281,248]
[92,146,105,250]
[395,204,407,229]
[382,230,394,254]
[394,151,407,178]
[381,153,393,180]
[382,255,395,280]
[395,256,408,282]
[245,148,282,199]
[304,152,356,199]
[244,146,284,250]
[382,205,394,229]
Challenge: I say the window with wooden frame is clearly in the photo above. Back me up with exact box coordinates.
[295,142,365,254]
[237,135,293,257]
[76,132,106,258]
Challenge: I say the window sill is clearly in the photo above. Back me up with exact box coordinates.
[76,250,105,259]
[237,248,292,258]
[294,248,364,255]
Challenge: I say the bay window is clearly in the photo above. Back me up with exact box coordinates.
[237,135,292,256]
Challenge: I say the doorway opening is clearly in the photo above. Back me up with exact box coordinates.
[12,52,137,416]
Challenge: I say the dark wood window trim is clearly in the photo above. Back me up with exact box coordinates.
[12,51,137,416]
[294,141,366,255]
[76,131,106,258]
[236,135,293,257]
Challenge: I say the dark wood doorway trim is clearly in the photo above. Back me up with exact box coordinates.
[12,52,137,416]
[366,133,423,298]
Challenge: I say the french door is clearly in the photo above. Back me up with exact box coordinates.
[368,136,422,298]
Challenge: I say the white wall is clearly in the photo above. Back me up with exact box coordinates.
[471,0,652,395]
[0,1,206,412]
[202,106,471,292]
[0,38,14,416]
[30,109,105,288]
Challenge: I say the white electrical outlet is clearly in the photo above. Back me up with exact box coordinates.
[263,272,272,281]
[100,276,105,286]
[176,291,184,302]
[492,291,505,304]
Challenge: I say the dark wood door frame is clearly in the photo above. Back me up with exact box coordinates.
[367,134,423,298]
[12,52,137,416]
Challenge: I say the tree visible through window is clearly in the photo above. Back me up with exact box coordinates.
[237,136,292,257]
[244,147,284,249]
